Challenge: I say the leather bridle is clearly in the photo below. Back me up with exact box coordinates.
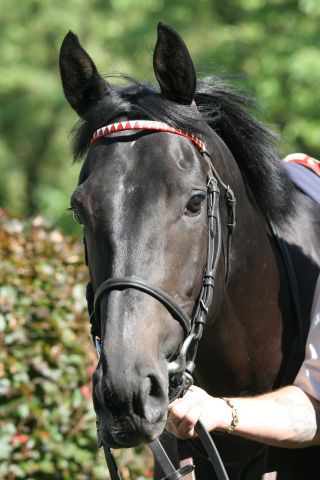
[84,120,236,480]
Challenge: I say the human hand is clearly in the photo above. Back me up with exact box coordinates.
[166,386,229,439]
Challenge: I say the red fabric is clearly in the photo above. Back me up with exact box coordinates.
[91,120,206,153]
[283,153,320,176]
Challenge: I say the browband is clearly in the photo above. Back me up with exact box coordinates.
[91,120,206,153]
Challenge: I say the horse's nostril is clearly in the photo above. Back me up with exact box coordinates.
[148,374,162,398]
[134,372,166,423]
[140,373,162,400]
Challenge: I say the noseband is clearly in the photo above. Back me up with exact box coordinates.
[84,120,236,480]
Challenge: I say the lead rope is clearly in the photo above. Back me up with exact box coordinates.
[149,440,195,480]
[195,421,229,479]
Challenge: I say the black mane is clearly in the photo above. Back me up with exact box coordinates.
[72,76,295,223]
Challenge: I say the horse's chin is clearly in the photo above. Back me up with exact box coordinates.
[99,414,167,448]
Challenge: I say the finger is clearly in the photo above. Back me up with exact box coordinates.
[168,396,199,420]
[168,386,206,410]
[176,404,202,435]
[166,415,196,439]
[167,403,202,439]
[168,397,183,411]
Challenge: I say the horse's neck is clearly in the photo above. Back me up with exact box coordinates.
[196,199,293,396]
[197,191,319,397]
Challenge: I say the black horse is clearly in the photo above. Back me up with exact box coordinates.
[59,23,320,479]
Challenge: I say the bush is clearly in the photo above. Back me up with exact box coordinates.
[0,211,152,480]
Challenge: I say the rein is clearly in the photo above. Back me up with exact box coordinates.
[84,120,236,480]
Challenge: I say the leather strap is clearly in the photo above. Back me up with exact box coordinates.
[94,276,191,336]
[102,445,121,480]
[149,438,195,480]
[195,420,229,480]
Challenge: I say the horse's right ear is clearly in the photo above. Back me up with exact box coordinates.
[59,31,109,116]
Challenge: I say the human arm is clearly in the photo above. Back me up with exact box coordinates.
[166,384,320,448]
[167,276,320,448]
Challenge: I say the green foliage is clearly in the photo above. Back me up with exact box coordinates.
[0,211,153,479]
[0,1,319,232]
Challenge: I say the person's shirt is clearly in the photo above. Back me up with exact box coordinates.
[294,274,320,401]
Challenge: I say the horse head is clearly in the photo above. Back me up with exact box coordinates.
[59,23,235,448]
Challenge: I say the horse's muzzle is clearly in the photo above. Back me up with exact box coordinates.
[93,362,169,447]
[98,415,167,448]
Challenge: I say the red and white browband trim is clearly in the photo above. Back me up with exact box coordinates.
[91,120,206,153]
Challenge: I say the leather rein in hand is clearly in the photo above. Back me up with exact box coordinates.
[84,120,236,480]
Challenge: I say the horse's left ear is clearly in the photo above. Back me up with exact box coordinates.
[59,31,109,117]
[153,22,196,105]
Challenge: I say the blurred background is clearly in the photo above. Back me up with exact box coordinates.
[1,0,319,479]
[1,0,320,234]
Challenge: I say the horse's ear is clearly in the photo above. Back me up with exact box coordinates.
[153,22,196,105]
[59,31,109,116]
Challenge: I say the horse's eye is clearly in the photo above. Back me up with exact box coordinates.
[72,210,83,225]
[186,194,205,215]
